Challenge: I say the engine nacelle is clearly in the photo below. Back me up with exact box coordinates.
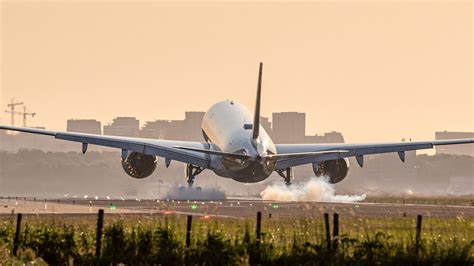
[121,152,157,179]
[312,158,349,184]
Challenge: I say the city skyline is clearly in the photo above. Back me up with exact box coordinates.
[1,1,472,143]
[2,105,472,143]
[2,110,471,156]
[66,111,345,144]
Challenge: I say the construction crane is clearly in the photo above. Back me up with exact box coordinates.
[16,106,37,127]
[5,99,23,126]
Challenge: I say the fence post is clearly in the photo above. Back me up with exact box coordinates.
[333,213,339,250]
[256,211,262,243]
[415,214,422,254]
[186,215,193,248]
[95,209,104,262]
[184,215,193,265]
[12,213,22,256]
[324,213,331,250]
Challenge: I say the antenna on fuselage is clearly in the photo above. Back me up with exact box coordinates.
[252,62,263,140]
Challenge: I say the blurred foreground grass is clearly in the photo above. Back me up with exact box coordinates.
[0,214,473,265]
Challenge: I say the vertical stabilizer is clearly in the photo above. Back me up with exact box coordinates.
[252,62,263,140]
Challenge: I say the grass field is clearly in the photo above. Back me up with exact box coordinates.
[0,212,472,265]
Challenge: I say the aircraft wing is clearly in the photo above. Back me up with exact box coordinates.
[0,125,211,169]
[274,139,474,170]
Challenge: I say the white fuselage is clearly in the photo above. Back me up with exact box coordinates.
[201,100,277,182]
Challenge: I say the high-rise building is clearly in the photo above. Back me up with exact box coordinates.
[435,131,473,156]
[103,117,140,137]
[67,119,101,135]
[272,112,305,143]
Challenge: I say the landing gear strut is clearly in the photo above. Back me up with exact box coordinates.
[276,167,293,186]
[186,164,205,188]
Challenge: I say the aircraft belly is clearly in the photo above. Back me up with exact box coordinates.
[212,162,273,183]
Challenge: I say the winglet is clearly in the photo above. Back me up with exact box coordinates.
[252,62,263,140]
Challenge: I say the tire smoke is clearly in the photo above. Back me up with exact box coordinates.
[260,176,366,202]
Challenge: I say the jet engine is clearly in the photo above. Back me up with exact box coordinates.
[121,152,157,178]
[312,158,349,184]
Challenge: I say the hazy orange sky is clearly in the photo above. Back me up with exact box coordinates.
[0,1,472,143]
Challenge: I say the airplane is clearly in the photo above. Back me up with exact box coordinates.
[1,63,473,188]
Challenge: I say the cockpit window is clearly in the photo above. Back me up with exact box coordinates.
[243,124,253,130]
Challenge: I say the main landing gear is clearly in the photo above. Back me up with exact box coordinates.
[185,164,205,188]
[276,167,293,186]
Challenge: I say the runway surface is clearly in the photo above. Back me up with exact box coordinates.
[1,198,473,219]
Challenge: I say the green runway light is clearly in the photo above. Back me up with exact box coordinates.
[272,204,279,209]
[191,204,198,210]
[110,204,117,210]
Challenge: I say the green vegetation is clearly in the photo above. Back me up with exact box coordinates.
[0,214,472,265]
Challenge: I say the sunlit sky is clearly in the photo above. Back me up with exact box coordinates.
[1,1,472,143]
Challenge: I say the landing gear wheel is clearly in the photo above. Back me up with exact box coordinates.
[277,167,293,186]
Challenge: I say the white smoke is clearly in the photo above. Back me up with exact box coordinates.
[260,176,366,202]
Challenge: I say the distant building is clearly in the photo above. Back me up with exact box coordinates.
[166,120,186,140]
[182,112,205,141]
[272,112,305,143]
[140,112,205,141]
[435,131,473,156]
[103,117,140,137]
[305,131,345,143]
[140,120,169,139]
[67,119,101,135]
[260,116,272,137]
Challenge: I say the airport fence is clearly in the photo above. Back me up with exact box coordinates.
[1,209,472,265]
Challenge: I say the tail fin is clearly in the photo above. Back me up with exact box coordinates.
[252,62,263,140]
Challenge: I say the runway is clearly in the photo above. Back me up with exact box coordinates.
[1,198,473,219]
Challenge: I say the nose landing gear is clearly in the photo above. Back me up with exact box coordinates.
[276,167,293,186]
